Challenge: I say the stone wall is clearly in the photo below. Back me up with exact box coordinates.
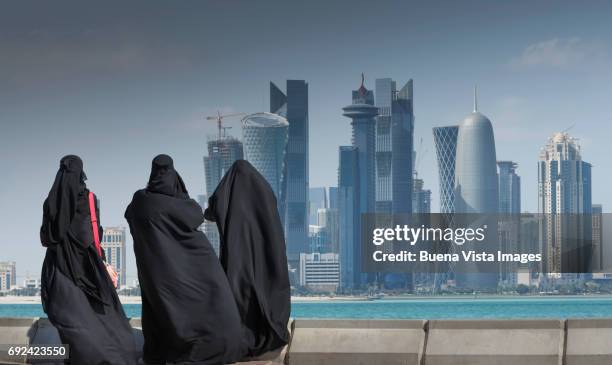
[0,318,611,364]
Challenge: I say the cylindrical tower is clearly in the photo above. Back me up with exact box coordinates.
[241,112,289,198]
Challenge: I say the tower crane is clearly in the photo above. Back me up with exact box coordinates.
[205,111,246,139]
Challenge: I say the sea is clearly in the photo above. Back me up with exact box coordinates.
[2,296,612,319]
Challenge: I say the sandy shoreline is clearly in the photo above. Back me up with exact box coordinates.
[2,294,612,305]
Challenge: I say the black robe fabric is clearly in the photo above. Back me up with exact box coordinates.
[125,155,244,365]
[40,155,138,365]
[205,160,291,357]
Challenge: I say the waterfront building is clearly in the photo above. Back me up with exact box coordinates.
[270,80,310,266]
[433,125,459,214]
[538,132,592,274]
[454,89,499,289]
[412,178,432,213]
[338,146,360,290]
[592,204,603,272]
[309,187,326,225]
[374,78,414,214]
[242,112,289,200]
[0,261,16,290]
[299,252,340,293]
[203,136,243,254]
[343,75,378,217]
[317,207,339,253]
[101,227,127,288]
[454,91,499,214]
[497,161,521,214]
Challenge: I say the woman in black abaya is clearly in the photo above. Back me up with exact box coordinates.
[205,159,291,357]
[124,155,244,365]
[40,155,137,365]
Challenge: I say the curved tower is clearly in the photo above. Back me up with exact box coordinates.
[454,89,498,213]
[454,88,499,290]
[241,112,289,198]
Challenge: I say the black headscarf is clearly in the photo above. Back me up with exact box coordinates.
[205,160,291,356]
[125,154,244,364]
[146,154,189,198]
[40,155,111,304]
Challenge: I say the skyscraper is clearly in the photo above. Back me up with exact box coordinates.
[0,261,16,291]
[412,178,432,213]
[270,80,309,265]
[242,112,289,200]
[374,78,414,214]
[433,125,459,214]
[338,146,360,290]
[454,91,499,214]
[454,89,499,289]
[203,136,243,254]
[101,227,127,288]
[497,161,521,214]
[343,75,378,217]
[538,132,592,274]
[592,204,603,272]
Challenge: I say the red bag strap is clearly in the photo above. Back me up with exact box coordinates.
[88,191,103,258]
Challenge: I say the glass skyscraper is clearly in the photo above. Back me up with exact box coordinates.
[433,125,459,214]
[270,80,309,265]
[343,76,378,217]
[241,112,289,202]
[538,132,592,274]
[203,136,243,254]
[497,161,521,214]
[338,146,360,290]
[374,78,414,214]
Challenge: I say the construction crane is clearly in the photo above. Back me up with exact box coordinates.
[205,111,246,139]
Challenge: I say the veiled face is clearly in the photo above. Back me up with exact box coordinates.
[147,154,188,198]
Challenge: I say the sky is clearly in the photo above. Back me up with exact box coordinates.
[1,0,612,283]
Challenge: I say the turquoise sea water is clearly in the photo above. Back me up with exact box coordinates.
[2,297,612,319]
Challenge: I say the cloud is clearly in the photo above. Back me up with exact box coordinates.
[510,37,607,68]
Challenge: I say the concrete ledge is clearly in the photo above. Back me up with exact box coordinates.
[566,318,612,365]
[287,319,426,365]
[425,319,563,365]
[1,317,612,364]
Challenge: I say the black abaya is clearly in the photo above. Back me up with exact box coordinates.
[40,155,138,365]
[124,155,244,365]
[205,160,291,357]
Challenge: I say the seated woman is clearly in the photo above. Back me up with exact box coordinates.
[205,159,291,357]
[40,155,138,365]
[125,155,244,365]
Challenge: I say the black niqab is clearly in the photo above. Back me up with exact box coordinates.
[205,160,291,356]
[40,155,138,364]
[40,155,110,303]
[125,154,244,364]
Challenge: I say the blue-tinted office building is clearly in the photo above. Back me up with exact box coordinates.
[270,80,309,265]
[374,78,414,214]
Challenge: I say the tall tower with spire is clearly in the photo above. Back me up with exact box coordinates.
[343,74,378,216]
[339,74,378,290]
[455,86,498,214]
[454,87,499,290]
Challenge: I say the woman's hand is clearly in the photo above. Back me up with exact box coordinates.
[104,262,119,289]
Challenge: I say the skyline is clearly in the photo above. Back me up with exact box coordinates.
[2,0,612,280]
